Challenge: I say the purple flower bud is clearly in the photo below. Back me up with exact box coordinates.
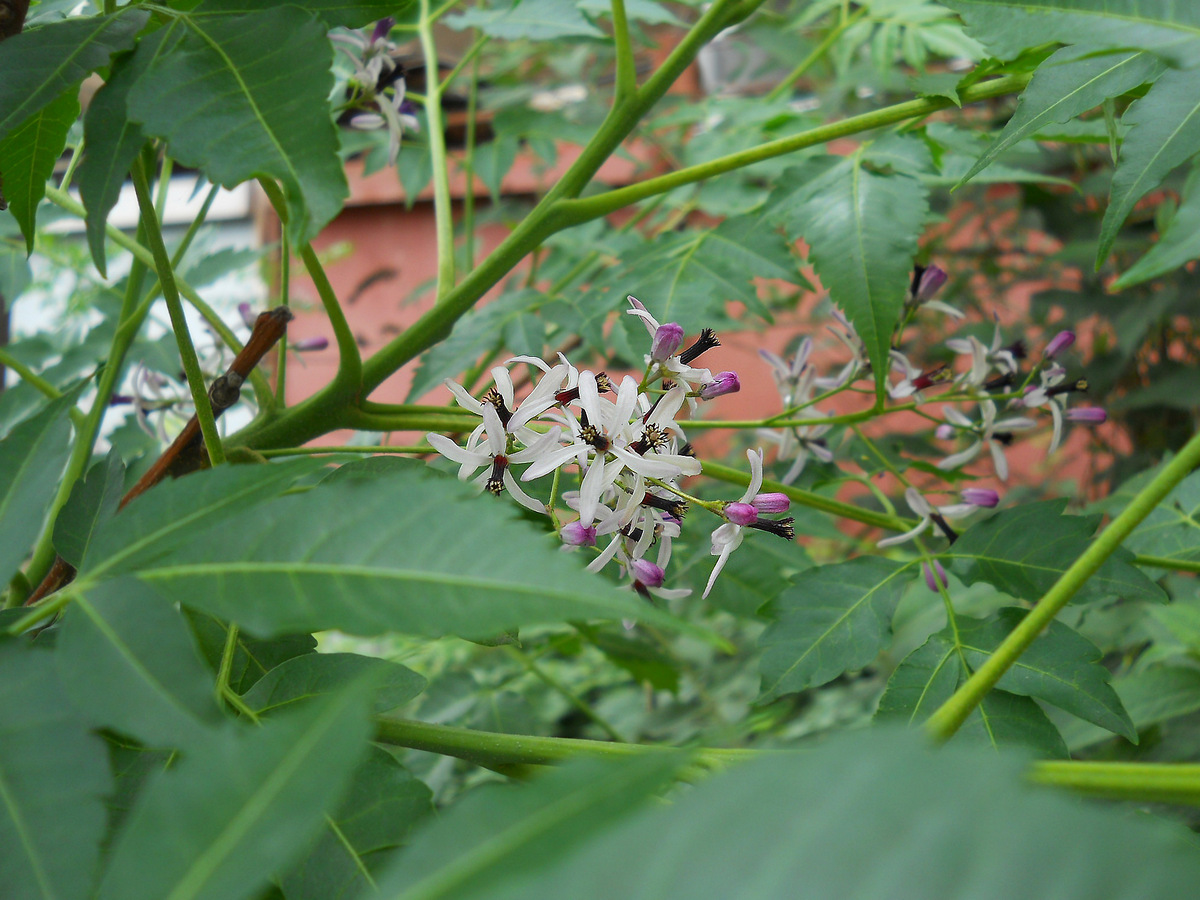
[630,558,665,588]
[1067,407,1107,424]
[751,493,790,514]
[371,17,394,44]
[923,560,948,592]
[698,371,740,400]
[561,522,597,547]
[293,336,329,352]
[650,323,685,362]
[915,265,948,302]
[961,488,999,508]
[238,302,256,329]
[935,424,955,441]
[1044,330,1075,358]
[724,502,759,526]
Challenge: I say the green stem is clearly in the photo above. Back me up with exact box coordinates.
[0,349,81,417]
[557,73,1032,224]
[462,51,481,271]
[926,427,1200,742]
[1030,761,1200,807]
[257,444,430,457]
[275,228,289,407]
[215,622,240,701]
[701,459,912,532]
[131,160,225,466]
[258,178,362,400]
[610,0,638,102]
[764,6,867,102]
[419,0,457,300]
[1134,554,1200,573]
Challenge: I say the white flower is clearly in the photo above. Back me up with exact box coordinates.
[935,400,1035,481]
[946,316,1020,390]
[877,487,979,548]
[703,448,764,599]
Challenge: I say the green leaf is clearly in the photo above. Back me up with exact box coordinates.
[468,729,1200,900]
[947,499,1166,604]
[767,151,929,399]
[79,459,322,583]
[53,449,124,569]
[577,624,680,692]
[1115,163,1200,287]
[87,466,684,640]
[185,609,317,694]
[97,678,377,900]
[371,752,684,900]
[78,43,155,276]
[57,578,222,748]
[0,394,73,586]
[1117,469,1200,563]
[192,0,418,29]
[1097,67,1200,267]
[1063,665,1200,751]
[0,638,113,900]
[757,557,910,701]
[946,0,1200,68]
[126,8,348,245]
[279,747,432,900]
[444,0,605,40]
[0,87,78,253]
[241,651,426,716]
[908,72,963,106]
[0,9,148,142]
[958,46,1165,188]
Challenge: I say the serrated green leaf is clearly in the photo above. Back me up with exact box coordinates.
[0,638,113,900]
[57,578,222,748]
[445,0,604,39]
[946,0,1200,68]
[279,747,432,900]
[126,8,348,246]
[959,45,1165,188]
[1097,67,1200,267]
[908,71,963,106]
[0,394,73,586]
[241,651,426,716]
[946,499,1166,604]
[98,678,377,900]
[757,557,910,701]
[0,87,77,253]
[372,752,684,900]
[767,151,929,399]
[1117,468,1200,563]
[86,466,685,640]
[471,729,1200,900]
[0,9,148,142]
[1064,664,1200,751]
[53,449,124,569]
[80,459,322,583]
[1115,163,1200,287]
[958,687,1070,758]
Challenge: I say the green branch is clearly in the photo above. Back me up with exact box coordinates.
[764,6,867,102]
[926,427,1200,742]
[1134,554,1200,573]
[419,0,457,300]
[131,160,226,466]
[610,0,637,102]
[1030,760,1200,807]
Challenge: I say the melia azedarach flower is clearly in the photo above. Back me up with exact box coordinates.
[427,297,792,600]
[332,18,419,165]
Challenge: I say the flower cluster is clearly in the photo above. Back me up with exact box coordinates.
[427,297,794,600]
[332,18,419,164]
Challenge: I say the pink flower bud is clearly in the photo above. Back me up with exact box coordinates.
[698,371,740,400]
[724,502,759,526]
[935,424,955,441]
[561,522,597,547]
[923,560,948,592]
[751,493,790,514]
[650,323,685,362]
[961,488,999,508]
[1067,407,1106,424]
[293,336,329,352]
[238,302,256,329]
[1044,330,1075,358]
[914,265,948,302]
[630,558,665,588]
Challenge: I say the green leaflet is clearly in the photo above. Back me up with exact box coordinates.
[946,0,1200,68]
[946,499,1166,604]
[1062,665,1200,751]
[0,638,114,900]
[53,450,125,569]
[125,7,348,246]
[468,729,1200,900]
[878,610,1134,744]
[0,394,73,587]
[767,150,929,399]
[1098,67,1200,267]
[1115,163,1200,288]
[371,752,685,900]
[56,578,223,748]
[86,465,684,640]
[0,8,148,141]
[444,0,604,40]
[1117,468,1200,563]
[98,678,378,900]
[757,557,910,701]
[0,87,77,253]
[191,0,418,30]
[241,651,426,716]
[958,45,1165,188]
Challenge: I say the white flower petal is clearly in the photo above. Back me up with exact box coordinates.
[502,468,547,514]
